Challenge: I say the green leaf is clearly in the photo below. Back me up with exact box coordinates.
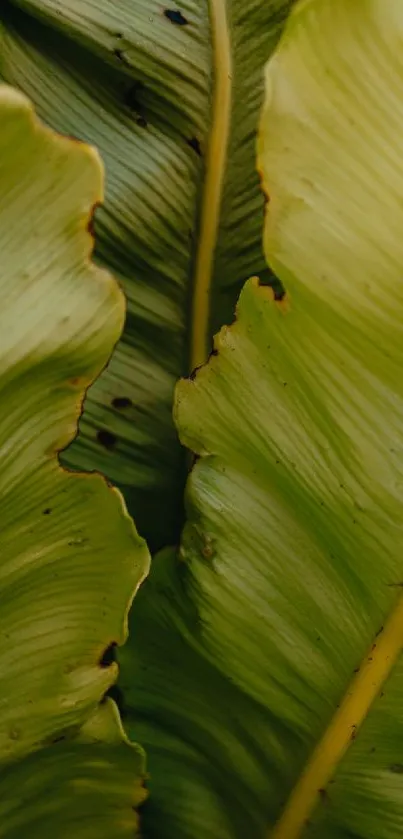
[119,1,403,837]
[0,84,149,834]
[0,0,292,549]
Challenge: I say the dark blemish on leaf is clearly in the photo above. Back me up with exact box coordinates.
[42,725,79,747]
[371,643,376,651]
[208,347,219,360]
[368,657,373,662]
[375,625,384,637]
[49,733,67,744]
[114,32,123,39]
[390,764,403,774]
[351,725,357,741]
[113,47,124,60]
[189,364,202,381]
[164,9,188,25]
[112,396,133,410]
[353,667,359,674]
[43,508,52,515]
[99,642,117,668]
[68,537,88,547]
[187,136,202,156]
[137,116,148,128]
[370,746,376,753]
[87,201,101,237]
[318,788,327,802]
[96,429,117,450]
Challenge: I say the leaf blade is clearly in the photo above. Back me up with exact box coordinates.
[0,0,292,547]
[0,84,149,834]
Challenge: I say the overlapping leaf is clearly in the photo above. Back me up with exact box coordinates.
[120,2,403,837]
[0,0,292,548]
[0,85,149,835]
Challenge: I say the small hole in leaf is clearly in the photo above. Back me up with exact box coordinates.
[96,429,117,450]
[164,9,188,25]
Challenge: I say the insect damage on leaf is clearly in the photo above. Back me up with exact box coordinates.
[164,9,189,25]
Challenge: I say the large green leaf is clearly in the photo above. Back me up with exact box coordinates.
[119,1,403,837]
[0,0,292,549]
[0,84,149,835]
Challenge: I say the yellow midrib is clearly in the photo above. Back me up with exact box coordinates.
[190,0,232,371]
[270,591,403,839]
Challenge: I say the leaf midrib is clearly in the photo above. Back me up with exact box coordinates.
[190,0,232,371]
[270,591,403,838]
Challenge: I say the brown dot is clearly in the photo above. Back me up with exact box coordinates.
[86,202,101,236]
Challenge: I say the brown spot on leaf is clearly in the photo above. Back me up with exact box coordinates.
[87,202,101,237]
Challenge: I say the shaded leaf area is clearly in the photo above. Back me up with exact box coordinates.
[119,2,403,837]
[0,86,149,834]
[0,0,291,550]
[119,548,280,839]
[0,702,146,839]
